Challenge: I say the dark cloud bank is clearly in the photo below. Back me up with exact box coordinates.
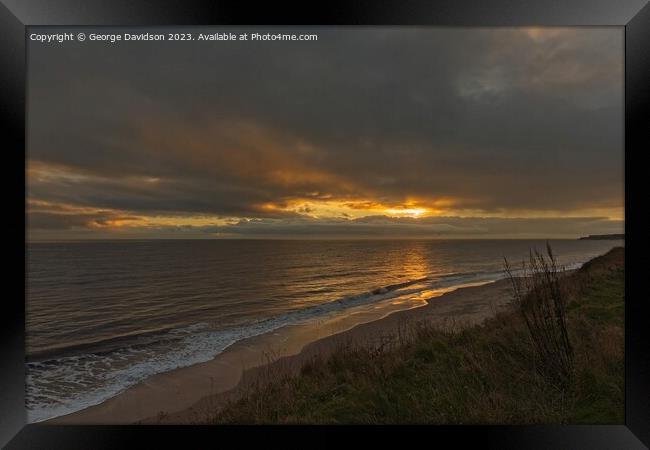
[27,27,623,239]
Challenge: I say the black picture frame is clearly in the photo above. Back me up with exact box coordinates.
[2,0,648,448]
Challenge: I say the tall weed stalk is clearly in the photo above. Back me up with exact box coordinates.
[504,243,573,386]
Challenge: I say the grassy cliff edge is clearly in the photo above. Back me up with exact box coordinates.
[209,247,624,424]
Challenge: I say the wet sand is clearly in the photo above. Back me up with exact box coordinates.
[47,278,515,425]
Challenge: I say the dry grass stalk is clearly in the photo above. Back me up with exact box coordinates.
[504,242,573,387]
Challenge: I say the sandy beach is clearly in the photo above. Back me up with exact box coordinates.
[48,277,516,425]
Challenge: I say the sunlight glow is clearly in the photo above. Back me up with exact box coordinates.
[385,208,428,217]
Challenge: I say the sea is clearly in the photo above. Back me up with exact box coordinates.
[25,238,623,422]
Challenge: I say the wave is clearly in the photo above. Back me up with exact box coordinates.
[26,325,205,363]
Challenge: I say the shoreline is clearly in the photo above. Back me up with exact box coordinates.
[46,277,517,425]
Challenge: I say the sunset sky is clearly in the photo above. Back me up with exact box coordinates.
[27,27,624,240]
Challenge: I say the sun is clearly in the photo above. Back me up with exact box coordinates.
[385,208,428,217]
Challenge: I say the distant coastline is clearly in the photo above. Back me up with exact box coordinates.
[578,234,624,241]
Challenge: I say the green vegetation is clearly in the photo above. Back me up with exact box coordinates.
[210,247,624,424]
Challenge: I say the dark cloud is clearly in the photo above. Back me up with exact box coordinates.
[27,212,623,241]
[202,215,623,239]
[27,210,141,231]
[27,27,623,238]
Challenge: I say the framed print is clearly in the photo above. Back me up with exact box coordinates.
[1,0,649,448]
